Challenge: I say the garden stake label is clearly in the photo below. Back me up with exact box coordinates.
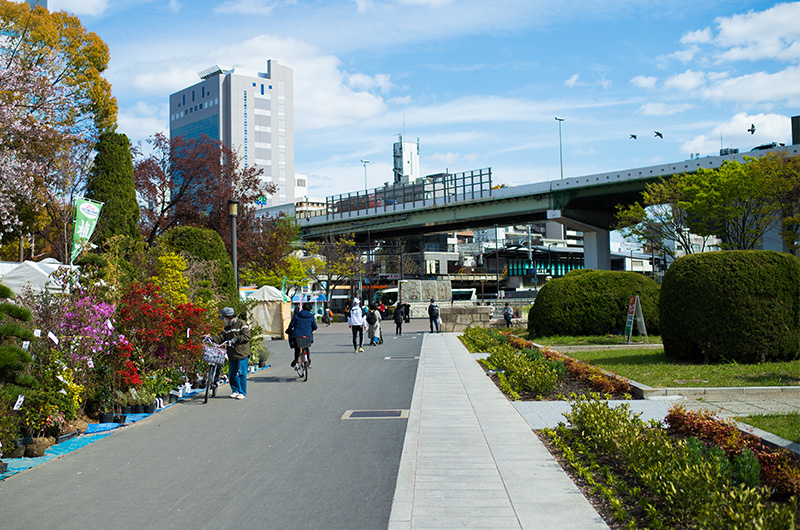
[13,395,24,410]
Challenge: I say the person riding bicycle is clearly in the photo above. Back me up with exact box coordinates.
[286,302,317,367]
[208,307,250,400]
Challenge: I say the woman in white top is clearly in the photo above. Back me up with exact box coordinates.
[347,299,367,352]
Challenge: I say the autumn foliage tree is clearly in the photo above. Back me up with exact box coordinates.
[0,1,117,259]
[134,133,276,246]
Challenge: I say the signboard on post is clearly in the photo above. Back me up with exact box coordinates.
[624,295,649,344]
[70,197,104,263]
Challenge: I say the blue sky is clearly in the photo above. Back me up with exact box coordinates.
[45,0,800,203]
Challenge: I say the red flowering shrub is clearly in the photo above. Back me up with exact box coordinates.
[116,282,211,380]
[666,405,800,498]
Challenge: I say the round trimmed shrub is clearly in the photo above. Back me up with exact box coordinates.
[157,227,237,303]
[660,250,800,364]
[528,269,660,337]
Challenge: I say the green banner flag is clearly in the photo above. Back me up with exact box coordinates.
[71,197,104,263]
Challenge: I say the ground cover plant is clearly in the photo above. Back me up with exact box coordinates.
[566,348,800,388]
[460,327,631,400]
[737,413,800,444]
[540,398,798,528]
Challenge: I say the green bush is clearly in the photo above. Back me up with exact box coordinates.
[660,250,800,363]
[559,398,796,527]
[528,269,660,337]
[460,326,508,352]
[158,226,238,304]
[484,343,560,396]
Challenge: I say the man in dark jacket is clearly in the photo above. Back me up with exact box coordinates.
[211,307,251,400]
[393,302,405,335]
[428,298,440,333]
[286,302,318,367]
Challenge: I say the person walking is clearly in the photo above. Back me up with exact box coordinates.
[366,304,382,345]
[403,302,411,323]
[322,303,333,327]
[502,302,513,328]
[348,299,366,352]
[286,302,318,367]
[393,302,405,335]
[208,307,251,400]
[428,298,440,333]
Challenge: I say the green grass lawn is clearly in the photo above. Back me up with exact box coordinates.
[531,334,662,346]
[566,348,800,388]
[737,413,800,443]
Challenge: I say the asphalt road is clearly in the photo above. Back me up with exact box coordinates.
[0,323,423,529]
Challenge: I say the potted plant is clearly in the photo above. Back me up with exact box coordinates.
[136,389,156,414]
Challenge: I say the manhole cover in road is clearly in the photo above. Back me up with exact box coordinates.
[384,356,419,360]
[342,409,410,420]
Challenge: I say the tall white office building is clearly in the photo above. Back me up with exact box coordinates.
[169,60,295,209]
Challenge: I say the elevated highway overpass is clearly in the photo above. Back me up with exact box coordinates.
[299,144,800,269]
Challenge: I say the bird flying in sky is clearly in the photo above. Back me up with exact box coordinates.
[654,131,663,139]
[629,134,637,139]
[748,124,756,135]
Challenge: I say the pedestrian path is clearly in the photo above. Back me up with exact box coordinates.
[389,333,608,530]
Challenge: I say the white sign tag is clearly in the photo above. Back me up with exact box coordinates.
[13,395,24,410]
[47,331,59,344]
[33,329,42,338]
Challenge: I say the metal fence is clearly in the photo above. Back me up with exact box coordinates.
[301,168,492,220]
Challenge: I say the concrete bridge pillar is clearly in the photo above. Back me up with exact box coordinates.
[583,227,611,270]
[547,210,611,270]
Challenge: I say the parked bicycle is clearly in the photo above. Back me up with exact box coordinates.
[294,336,312,382]
[202,337,229,403]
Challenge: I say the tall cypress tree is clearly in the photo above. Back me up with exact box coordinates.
[85,132,140,246]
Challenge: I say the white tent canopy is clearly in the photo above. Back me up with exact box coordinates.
[247,285,286,302]
[0,259,74,295]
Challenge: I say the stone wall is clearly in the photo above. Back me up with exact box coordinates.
[439,306,493,333]
[400,280,451,303]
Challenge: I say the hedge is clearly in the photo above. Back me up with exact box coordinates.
[157,227,238,304]
[527,269,660,337]
[660,250,800,364]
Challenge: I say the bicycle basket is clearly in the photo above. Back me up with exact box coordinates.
[202,344,227,364]
[295,336,312,349]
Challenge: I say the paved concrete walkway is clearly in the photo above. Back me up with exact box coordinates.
[389,333,608,529]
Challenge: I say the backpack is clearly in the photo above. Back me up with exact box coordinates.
[366,311,377,325]
[430,304,439,318]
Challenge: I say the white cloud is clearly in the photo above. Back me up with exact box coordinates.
[397,0,452,6]
[353,0,373,13]
[714,3,800,62]
[681,27,712,45]
[564,73,580,88]
[346,72,394,94]
[168,0,181,12]
[564,73,611,89]
[214,0,277,15]
[680,112,790,156]
[638,102,693,116]
[117,102,169,142]
[669,46,698,63]
[701,65,800,104]
[630,75,657,89]
[49,0,110,16]
[664,69,705,91]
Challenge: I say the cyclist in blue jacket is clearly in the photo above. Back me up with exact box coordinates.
[286,302,317,367]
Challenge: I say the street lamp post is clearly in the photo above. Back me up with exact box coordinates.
[494,224,500,300]
[548,243,555,276]
[555,117,565,180]
[228,199,239,293]
[360,159,370,190]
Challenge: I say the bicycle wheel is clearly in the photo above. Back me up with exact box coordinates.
[204,364,214,404]
[211,364,219,397]
[302,348,309,382]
